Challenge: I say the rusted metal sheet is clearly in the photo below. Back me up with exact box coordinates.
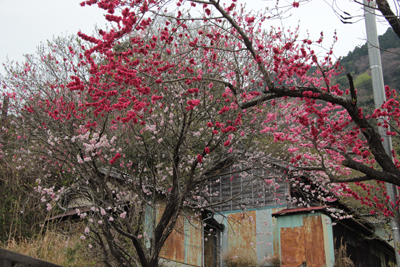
[279,214,326,267]
[159,214,185,263]
[280,226,306,266]
[273,206,326,216]
[303,215,326,267]
[214,206,287,266]
[226,210,257,259]
[184,217,202,266]
[151,203,202,266]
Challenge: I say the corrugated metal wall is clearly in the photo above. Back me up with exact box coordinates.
[214,209,336,267]
[214,206,286,266]
[145,203,203,266]
[276,212,334,267]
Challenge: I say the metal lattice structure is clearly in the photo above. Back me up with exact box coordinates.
[208,166,288,212]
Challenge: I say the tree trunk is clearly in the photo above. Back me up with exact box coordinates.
[376,0,400,39]
[148,257,159,267]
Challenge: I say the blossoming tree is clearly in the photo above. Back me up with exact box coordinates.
[3,0,400,266]
[0,16,284,267]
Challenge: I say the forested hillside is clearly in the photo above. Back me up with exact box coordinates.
[335,27,400,108]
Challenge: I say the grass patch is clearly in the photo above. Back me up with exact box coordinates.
[1,228,102,267]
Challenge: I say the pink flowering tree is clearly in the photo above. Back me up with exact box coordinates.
[3,0,400,265]
[0,19,280,267]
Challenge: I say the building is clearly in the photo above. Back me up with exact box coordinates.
[48,167,396,266]
[206,172,396,267]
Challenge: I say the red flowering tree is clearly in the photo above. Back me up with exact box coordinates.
[3,0,400,266]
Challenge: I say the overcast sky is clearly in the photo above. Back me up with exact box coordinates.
[0,0,390,72]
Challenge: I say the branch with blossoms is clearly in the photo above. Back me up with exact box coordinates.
[4,0,400,265]
[186,0,400,186]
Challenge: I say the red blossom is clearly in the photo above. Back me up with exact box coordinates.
[245,16,255,24]
[187,88,199,94]
[109,153,121,165]
[187,99,200,106]
[218,106,230,114]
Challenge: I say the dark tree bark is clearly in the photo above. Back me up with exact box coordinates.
[376,0,400,39]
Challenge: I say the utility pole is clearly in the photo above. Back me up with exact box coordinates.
[364,0,400,265]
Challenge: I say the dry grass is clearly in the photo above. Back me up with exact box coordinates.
[263,254,281,267]
[1,228,102,267]
[223,248,258,267]
[334,238,355,267]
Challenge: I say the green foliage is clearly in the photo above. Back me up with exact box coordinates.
[333,27,400,95]
[354,72,372,92]
[336,75,349,88]
[379,28,400,50]
[340,28,400,73]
